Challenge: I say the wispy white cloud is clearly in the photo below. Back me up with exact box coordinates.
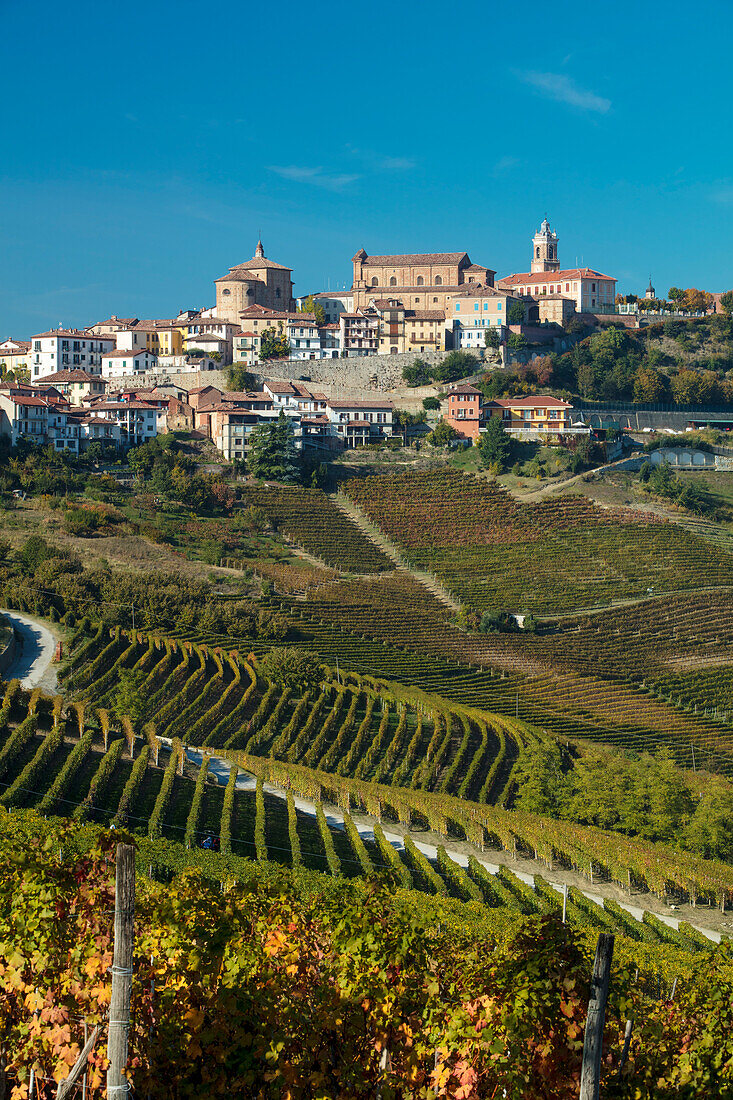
[711,185,733,205]
[267,165,361,190]
[515,70,611,113]
[346,147,416,172]
[492,155,520,175]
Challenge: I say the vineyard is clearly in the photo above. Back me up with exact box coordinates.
[343,470,733,613]
[5,815,733,1100]
[0,673,730,950]
[0,626,729,924]
[236,484,394,574]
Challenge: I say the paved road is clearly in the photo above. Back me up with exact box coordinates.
[172,741,723,943]
[0,610,58,692]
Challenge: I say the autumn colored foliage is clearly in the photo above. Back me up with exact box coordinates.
[2,817,733,1098]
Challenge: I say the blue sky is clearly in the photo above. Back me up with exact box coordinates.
[2,0,732,336]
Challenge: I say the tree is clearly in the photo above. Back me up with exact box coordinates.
[426,418,458,447]
[259,646,324,695]
[484,327,500,349]
[507,332,527,350]
[402,359,432,386]
[633,366,669,403]
[670,370,703,405]
[226,365,257,391]
[431,351,478,383]
[476,415,511,472]
[683,288,714,314]
[259,327,291,361]
[113,668,148,725]
[298,295,325,326]
[422,396,441,411]
[668,287,685,307]
[507,300,525,324]
[247,410,299,482]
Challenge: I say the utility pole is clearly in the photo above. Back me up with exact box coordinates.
[107,843,135,1099]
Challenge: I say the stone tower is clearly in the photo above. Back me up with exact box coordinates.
[645,276,656,300]
[531,217,560,273]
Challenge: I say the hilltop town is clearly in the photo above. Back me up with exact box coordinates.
[2,219,729,461]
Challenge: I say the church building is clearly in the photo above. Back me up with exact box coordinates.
[498,219,616,316]
[350,249,495,313]
[214,240,295,325]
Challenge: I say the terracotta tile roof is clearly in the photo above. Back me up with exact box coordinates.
[498,268,615,285]
[214,272,266,285]
[6,394,49,407]
[328,399,394,410]
[132,319,176,331]
[449,385,482,395]
[92,400,157,411]
[218,256,292,274]
[33,329,114,339]
[489,396,573,409]
[357,251,470,266]
[405,310,445,321]
[91,317,139,329]
[35,369,104,383]
[0,340,31,351]
[264,381,296,394]
[222,391,272,403]
[238,305,283,317]
[453,284,512,299]
[102,349,156,359]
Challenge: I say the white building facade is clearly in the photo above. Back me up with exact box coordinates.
[30,331,115,380]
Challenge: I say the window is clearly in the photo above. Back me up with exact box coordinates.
[455,303,460,311]
[416,276,424,286]
[389,276,397,286]
[434,276,442,285]
[433,297,438,304]
[536,247,540,257]
[474,303,479,311]
[275,287,281,298]
[371,277,379,287]
[497,302,502,310]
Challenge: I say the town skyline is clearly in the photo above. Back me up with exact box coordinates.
[2,0,732,336]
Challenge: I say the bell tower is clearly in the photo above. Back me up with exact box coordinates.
[531,217,560,273]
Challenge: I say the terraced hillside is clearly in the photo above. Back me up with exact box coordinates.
[344,469,733,613]
[1,673,730,951]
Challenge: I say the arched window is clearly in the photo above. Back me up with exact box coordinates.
[246,288,254,297]
[433,297,438,303]
[434,276,442,286]
[389,276,397,286]
[371,277,379,287]
[416,276,424,286]
[222,288,231,296]
[536,247,540,257]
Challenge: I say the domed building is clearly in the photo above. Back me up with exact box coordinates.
[214,240,295,324]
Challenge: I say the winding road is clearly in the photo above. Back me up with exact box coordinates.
[0,610,58,692]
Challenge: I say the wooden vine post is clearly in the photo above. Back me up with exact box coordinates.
[107,843,136,1099]
[580,932,615,1100]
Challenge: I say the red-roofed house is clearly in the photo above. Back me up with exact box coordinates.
[486,396,576,437]
[101,349,158,379]
[0,392,49,445]
[30,330,115,380]
[497,218,616,315]
[444,385,483,440]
